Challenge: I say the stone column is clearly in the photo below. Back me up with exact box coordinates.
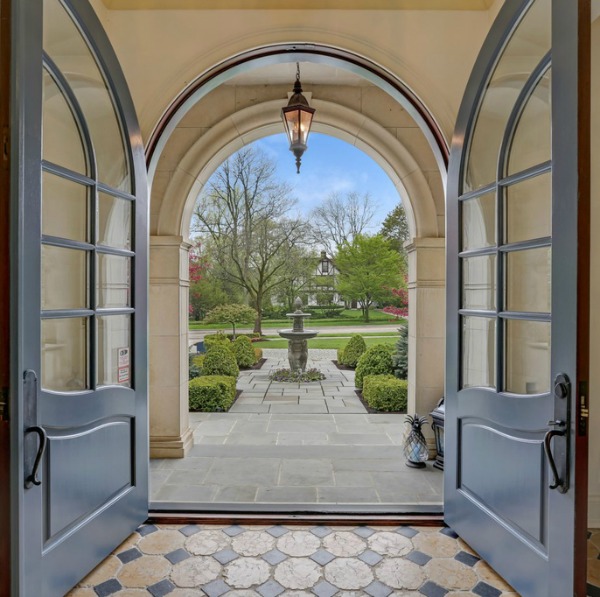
[148,235,194,458]
[405,237,445,450]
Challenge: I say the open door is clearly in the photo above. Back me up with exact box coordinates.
[11,0,148,595]
[446,0,589,595]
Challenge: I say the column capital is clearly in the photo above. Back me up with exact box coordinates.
[150,235,192,250]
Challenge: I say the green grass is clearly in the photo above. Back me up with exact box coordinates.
[189,310,406,330]
[261,331,400,339]
[252,336,398,350]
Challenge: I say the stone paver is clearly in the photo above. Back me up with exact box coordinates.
[151,350,444,506]
[70,524,517,596]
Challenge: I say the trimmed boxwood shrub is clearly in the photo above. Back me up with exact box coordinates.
[203,333,231,350]
[337,347,345,364]
[362,374,408,412]
[355,344,394,389]
[200,345,239,378]
[254,347,263,361]
[340,334,367,368]
[188,353,202,380]
[189,375,237,412]
[231,335,257,368]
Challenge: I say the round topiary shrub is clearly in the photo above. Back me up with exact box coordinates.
[362,374,408,412]
[341,334,367,368]
[231,335,256,368]
[203,332,231,351]
[200,345,239,378]
[254,347,263,362]
[189,375,237,412]
[355,343,394,389]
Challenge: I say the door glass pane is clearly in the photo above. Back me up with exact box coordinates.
[97,255,131,308]
[462,316,496,389]
[42,317,88,391]
[506,247,551,313]
[42,172,89,242]
[463,0,551,192]
[98,315,131,388]
[505,172,551,244]
[505,319,550,394]
[98,192,132,250]
[42,245,88,310]
[461,192,496,250]
[508,68,551,175]
[43,0,131,191]
[42,68,87,174]
[462,256,496,310]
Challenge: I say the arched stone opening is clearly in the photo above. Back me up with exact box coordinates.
[147,55,446,459]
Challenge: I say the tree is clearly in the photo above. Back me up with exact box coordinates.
[193,147,310,334]
[204,304,258,339]
[335,234,403,322]
[273,246,316,312]
[309,191,376,253]
[380,203,410,255]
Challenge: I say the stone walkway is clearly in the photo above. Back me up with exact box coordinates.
[151,351,442,507]
[69,523,517,596]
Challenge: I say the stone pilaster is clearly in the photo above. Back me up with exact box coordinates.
[148,236,194,458]
[405,237,445,450]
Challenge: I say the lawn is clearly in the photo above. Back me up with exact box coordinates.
[252,335,398,350]
[189,309,406,330]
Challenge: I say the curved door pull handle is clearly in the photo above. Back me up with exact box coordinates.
[544,428,566,492]
[25,425,47,488]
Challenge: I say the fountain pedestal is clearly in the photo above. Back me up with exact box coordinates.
[277,297,319,372]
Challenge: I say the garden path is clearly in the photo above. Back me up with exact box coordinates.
[151,350,442,510]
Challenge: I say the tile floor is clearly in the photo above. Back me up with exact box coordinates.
[68,523,518,596]
[588,529,600,596]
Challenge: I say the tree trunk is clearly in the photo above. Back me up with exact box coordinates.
[365,306,370,322]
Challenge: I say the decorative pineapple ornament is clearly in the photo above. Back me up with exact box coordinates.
[403,414,429,468]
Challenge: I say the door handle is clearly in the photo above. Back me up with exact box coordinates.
[24,425,47,488]
[544,426,566,493]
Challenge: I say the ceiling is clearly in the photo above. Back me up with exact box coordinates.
[101,0,495,10]
[224,62,368,87]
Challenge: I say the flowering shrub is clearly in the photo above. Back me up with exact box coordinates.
[383,305,408,318]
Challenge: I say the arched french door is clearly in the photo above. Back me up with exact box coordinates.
[12,0,148,594]
[445,0,589,595]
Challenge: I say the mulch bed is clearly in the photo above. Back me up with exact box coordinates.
[332,359,354,371]
[249,358,266,370]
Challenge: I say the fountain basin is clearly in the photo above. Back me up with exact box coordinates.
[277,329,318,341]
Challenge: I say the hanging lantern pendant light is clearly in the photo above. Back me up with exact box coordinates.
[281,62,315,174]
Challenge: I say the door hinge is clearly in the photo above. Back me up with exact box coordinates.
[579,380,589,436]
[0,386,8,421]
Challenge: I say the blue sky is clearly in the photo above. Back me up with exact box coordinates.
[250,133,402,234]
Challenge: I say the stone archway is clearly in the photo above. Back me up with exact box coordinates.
[147,55,446,458]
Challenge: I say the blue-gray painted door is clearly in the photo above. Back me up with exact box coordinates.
[12,0,148,595]
[445,1,589,595]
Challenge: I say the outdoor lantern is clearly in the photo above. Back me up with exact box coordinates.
[281,62,315,174]
[430,397,445,471]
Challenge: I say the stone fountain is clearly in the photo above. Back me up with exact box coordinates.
[278,297,319,371]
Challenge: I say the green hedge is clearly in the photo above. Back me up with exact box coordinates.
[340,334,367,368]
[337,347,345,363]
[204,333,231,350]
[232,335,257,368]
[362,374,408,412]
[189,375,237,412]
[355,344,394,389]
[200,345,239,377]
[254,347,263,361]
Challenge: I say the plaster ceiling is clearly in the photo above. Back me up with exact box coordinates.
[101,0,495,10]
[224,62,368,87]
